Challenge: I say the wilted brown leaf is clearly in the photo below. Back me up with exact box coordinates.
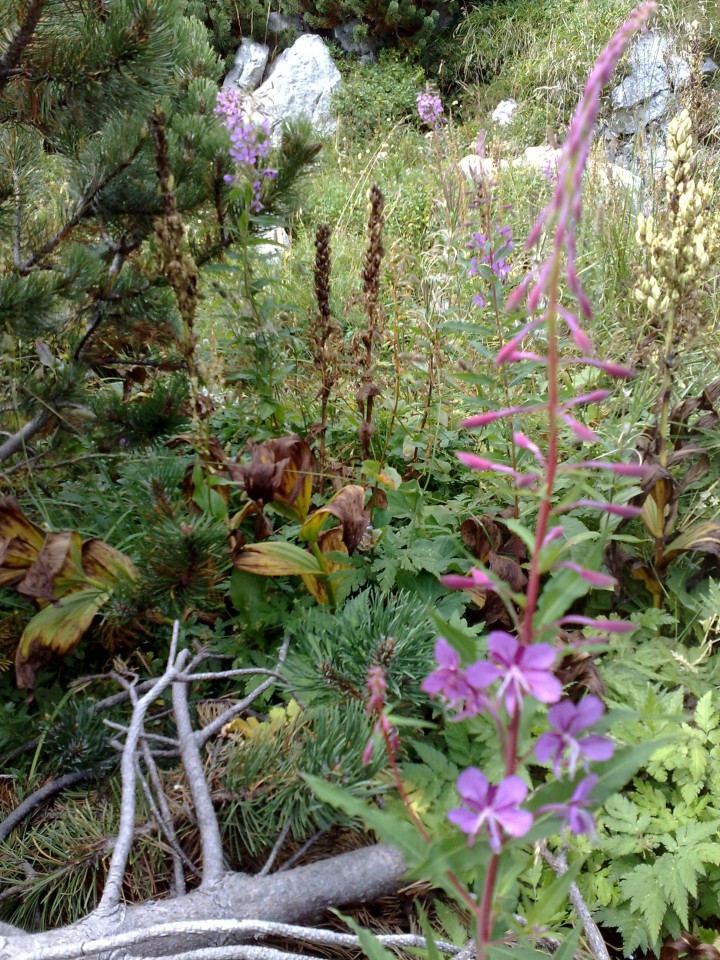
[301,485,369,554]
[237,436,316,520]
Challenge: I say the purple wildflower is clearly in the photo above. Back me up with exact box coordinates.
[422,639,500,719]
[556,562,617,588]
[540,774,598,838]
[417,87,446,129]
[557,615,636,633]
[467,225,513,282]
[441,567,498,592]
[215,88,273,212]
[448,768,533,851]
[535,696,614,777]
[487,632,562,714]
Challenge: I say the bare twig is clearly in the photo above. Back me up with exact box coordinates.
[539,846,610,960]
[0,770,93,842]
[276,829,327,874]
[0,408,53,464]
[173,674,225,887]
[145,948,322,960]
[95,622,186,915]
[196,636,291,748]
[258,820,292,877]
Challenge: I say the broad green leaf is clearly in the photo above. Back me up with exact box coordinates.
[502,518,537,555]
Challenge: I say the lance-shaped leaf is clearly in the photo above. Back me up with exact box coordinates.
[299,485,369,554]
[81,539,138,585]
[662,521,720,567]
[0,496,45,586]
[15,588,110,690]
[233,541,325,577]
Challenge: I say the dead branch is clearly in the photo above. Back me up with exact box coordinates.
[0,769,94,842]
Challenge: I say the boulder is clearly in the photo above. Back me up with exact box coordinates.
[222,39,269,94]
[513,145,561,175]
[491,99,518,125]
[251,35,341,140]
[333,20,381,58]
[458,154,507,181]
[608,30,718,137]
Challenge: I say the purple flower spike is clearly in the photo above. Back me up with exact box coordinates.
[448,768,533,851]
[565,499,643,519]
[535,696,614,777]
[514,432,545,464]
[367,666,387,713]
[562,390,611,409]
[417,88,446,129]
[540,774,599,838]
[487,632,562,714]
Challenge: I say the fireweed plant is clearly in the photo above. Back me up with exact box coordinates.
[215,88,277,212]
[364,5,658,958]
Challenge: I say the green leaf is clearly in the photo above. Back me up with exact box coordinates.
[535,568,590,627]
[340,915,397,960]
[620,863,666,945]
[429,611,478,662]
[524,859,584,929]
[593,741,667,803]
[502,518,537,556]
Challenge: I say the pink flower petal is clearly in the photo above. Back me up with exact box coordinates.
[557,562,617,588]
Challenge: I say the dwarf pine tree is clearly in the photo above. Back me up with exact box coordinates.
[0,0,318,461]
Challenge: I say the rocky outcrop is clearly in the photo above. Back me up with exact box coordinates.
[222,39,269,94]
[222,35,340,141]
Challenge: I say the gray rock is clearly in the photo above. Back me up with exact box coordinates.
[222,38,269,94]
[266,11,302,36]
[251,35,341,140]
[333,19,381,57]
[491,99,518,125]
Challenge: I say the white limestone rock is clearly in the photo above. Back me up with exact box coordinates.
[222,38,269,94]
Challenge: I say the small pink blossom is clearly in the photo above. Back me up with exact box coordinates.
[449,769,533,851]
[568,461,651,477]
[559,499,642,519]
[514,432,545,464]
[539,773,598,838]
[536,698,614,778]
[488,632,562,714]
[560,413,597,442]
[366,666,387,713]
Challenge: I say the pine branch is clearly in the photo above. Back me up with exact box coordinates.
[0,0,46,92]
[0,770,93,843]
[195,636,291,748]
[17,143,144,275]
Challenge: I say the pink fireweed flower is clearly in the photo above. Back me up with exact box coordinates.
[561,390,611,409]
[557,307,593,353]
[556,562,617,588]
[557,615,636,633]
[417,87,446,129]
[456,452,540,488]
[366,665,387,713]
[441,567,499,592]
[506,1,656,318]
[560,413,597,443]
[422,639,500,719]
[514,432,545,464]
[362,712,399,766]
[575,358,636,379]
[495,317,546,366]
[448,769,533,851]
[539,773,598,838]
[542,526,565,548]
[535,697,614,778]
[461,403,546,429]
[567,499,643,519]
[487,632,562,714]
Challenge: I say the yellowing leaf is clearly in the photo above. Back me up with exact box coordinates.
[233,541,323,577]
[663,521,720,565]
[299,485,369,553]
[15,588,109,689]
